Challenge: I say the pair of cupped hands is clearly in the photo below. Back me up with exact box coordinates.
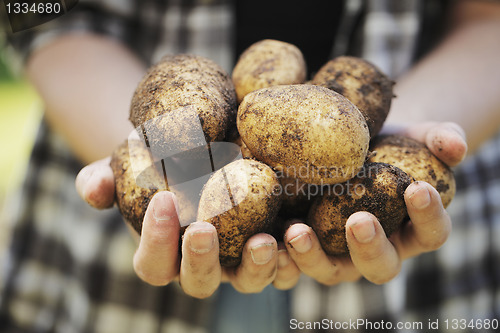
[76,122,467,299]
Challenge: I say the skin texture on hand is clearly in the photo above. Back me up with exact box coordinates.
[76,121,467,297]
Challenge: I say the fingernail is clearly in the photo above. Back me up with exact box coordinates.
[288,233,312,254]
[251,243,275,265]
[153,193,175,221]
[446,123,466,140]
[409,183,431,209]
[446,125,468,164]
[277,249,290,268]
[349,218,376,244]
[189,229,216,254]
[76,165,94,200]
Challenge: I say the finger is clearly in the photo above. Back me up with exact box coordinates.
[285,223,360,285]
[402,122,468,167]
[345,212,401,284]
[75,157,115,209]
[180,221,221,299]
[392,181,452,260]
[226,233,278,293]
[133,191,180,286]
[272,243,301,290]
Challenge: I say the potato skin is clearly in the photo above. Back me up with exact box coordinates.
[111,140,163,234]
[232,39,307,103]
[197,159,282,267]
[311,56,393,138]
[368,135,456,208]
[110,140,197,234]
[129,54,238,159]
[237,84,370,184]
[308,162,412,256]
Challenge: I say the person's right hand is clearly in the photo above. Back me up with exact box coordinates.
[76,162,298,298]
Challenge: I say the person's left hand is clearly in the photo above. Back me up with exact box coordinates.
[272,121,467,289]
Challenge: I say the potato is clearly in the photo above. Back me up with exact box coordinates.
[311,56,394,138]
[368,135,456,208]
[237,84,370,184]
[232,39,307,103]
[111,140,162,234]
[231,138,314,219]
[308,162,413,256]
[110,139,197,234]
[197,159,282,267]
[129,54,238,160]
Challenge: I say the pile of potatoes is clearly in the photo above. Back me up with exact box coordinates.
[111,39,456,266]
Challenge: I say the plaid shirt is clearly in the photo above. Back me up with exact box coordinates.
[1,0,499,332]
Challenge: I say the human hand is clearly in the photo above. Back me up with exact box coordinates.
[75,121,466,291]
[76,162,281,298]
[280,121,467,285]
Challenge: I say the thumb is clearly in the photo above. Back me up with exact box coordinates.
[75,157,115,209]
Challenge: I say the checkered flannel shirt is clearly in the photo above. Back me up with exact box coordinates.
[1,1,499,332]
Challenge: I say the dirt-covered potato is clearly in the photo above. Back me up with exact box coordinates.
[111,140,162,234]
[111,139,197,234]
[308,162,413,256]
[129,54,238,159]
[237,84,370,185]
[311,56,394,138]
[368,135,456,208]
[232,39,307,103]
[197,159,282,267]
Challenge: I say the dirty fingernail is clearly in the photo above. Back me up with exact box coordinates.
[409,183,431,209]
[251,243,275,265]
[349,218,376,244]
[153,192,175,221]
[288,233,312,254]
[189,230,216,254]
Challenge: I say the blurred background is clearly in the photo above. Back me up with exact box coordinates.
[0,36,41,266]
